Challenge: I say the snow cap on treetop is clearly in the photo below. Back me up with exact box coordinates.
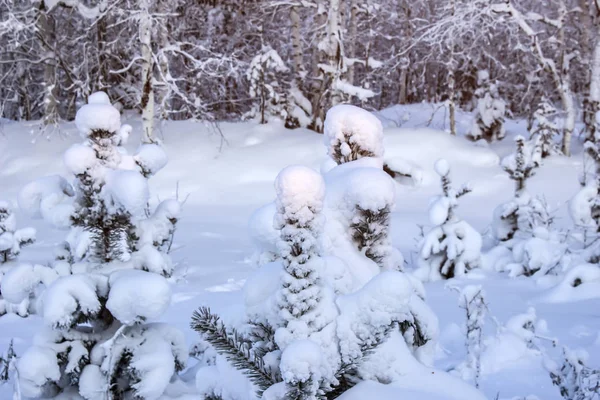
[324,104,384,160]
[88,91,111,105]
[75,92,121,137]
[275,165,325,213]
[434,159,450,177]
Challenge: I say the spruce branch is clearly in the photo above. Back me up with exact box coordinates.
[323,326,394,399]
[190,307,277,397]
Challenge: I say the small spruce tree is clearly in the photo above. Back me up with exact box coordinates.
[418,159,482,280]
[530,98,561,158]
[468,70,506,142]
[11,92,186,400]
[323,104,403,271]
[492,136,548,243]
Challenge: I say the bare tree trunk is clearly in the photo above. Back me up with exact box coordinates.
[326,0,344,107]
[310,0,327,131]
[139,0,155,143]
[38,1,58,126]
[347,0,358,85]
[156,0,170,121]
[398,0,412,104]
[290,6,304,84]
[447,0,457,135]
[589,16,600,143]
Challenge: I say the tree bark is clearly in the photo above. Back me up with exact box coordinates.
[38,1,59,126]
[139,0,155,143]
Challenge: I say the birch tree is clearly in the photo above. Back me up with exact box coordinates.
[492,0,578,156]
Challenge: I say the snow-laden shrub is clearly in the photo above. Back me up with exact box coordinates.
[542,264,600,303]
[492,136,546,243]
[546,347,600,400]
[11,92,186,400]
[417,159,481,280]
[489,136,565,278]
[0,201,36,317]
[468,70,506,142]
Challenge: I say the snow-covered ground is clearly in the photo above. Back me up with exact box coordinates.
[0,104,598,399]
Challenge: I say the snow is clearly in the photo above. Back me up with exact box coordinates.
[1,263,55,304]
[88,91,111,105]
[274,165,325,218]
[279,339,323,389]
[75,103,122,137]
[63,143,97,175]
[17,345,61,398]
[135,143,169,176]
[0,104,598,400]
[106,270,172,324]
[18,175,75,227]
[324,104,384,161]
[435,159,450,177]
[40,274,108,328]
[103,169,149,217]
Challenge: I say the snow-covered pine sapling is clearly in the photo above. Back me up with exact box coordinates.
[468,70,506,142]
[0,201,36,317]
[0,201,35,264]
[323,104,403,271]
[546,347,600,400]
[273,166,338,397]
[530,98,561,158]
[493,136,548,243]
[418,159,482,280]
[246,46,289,124]
[13,93,186,400]
[453,285,487,388]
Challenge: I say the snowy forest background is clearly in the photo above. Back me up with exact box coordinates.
[3,1,600,400]
[1,0,599,150]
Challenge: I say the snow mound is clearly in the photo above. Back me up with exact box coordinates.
[107,270,172,324]
[18,175,75,222]
[344,167,395,211]
[75,103,121,137]
[63,143,96,175]
[541,264,600,303]
[280,339,323,388]
[18,346,61,398]
[103,169,149,217]
[248,202,279,266]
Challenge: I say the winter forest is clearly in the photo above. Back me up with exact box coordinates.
[2,0,600,399]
